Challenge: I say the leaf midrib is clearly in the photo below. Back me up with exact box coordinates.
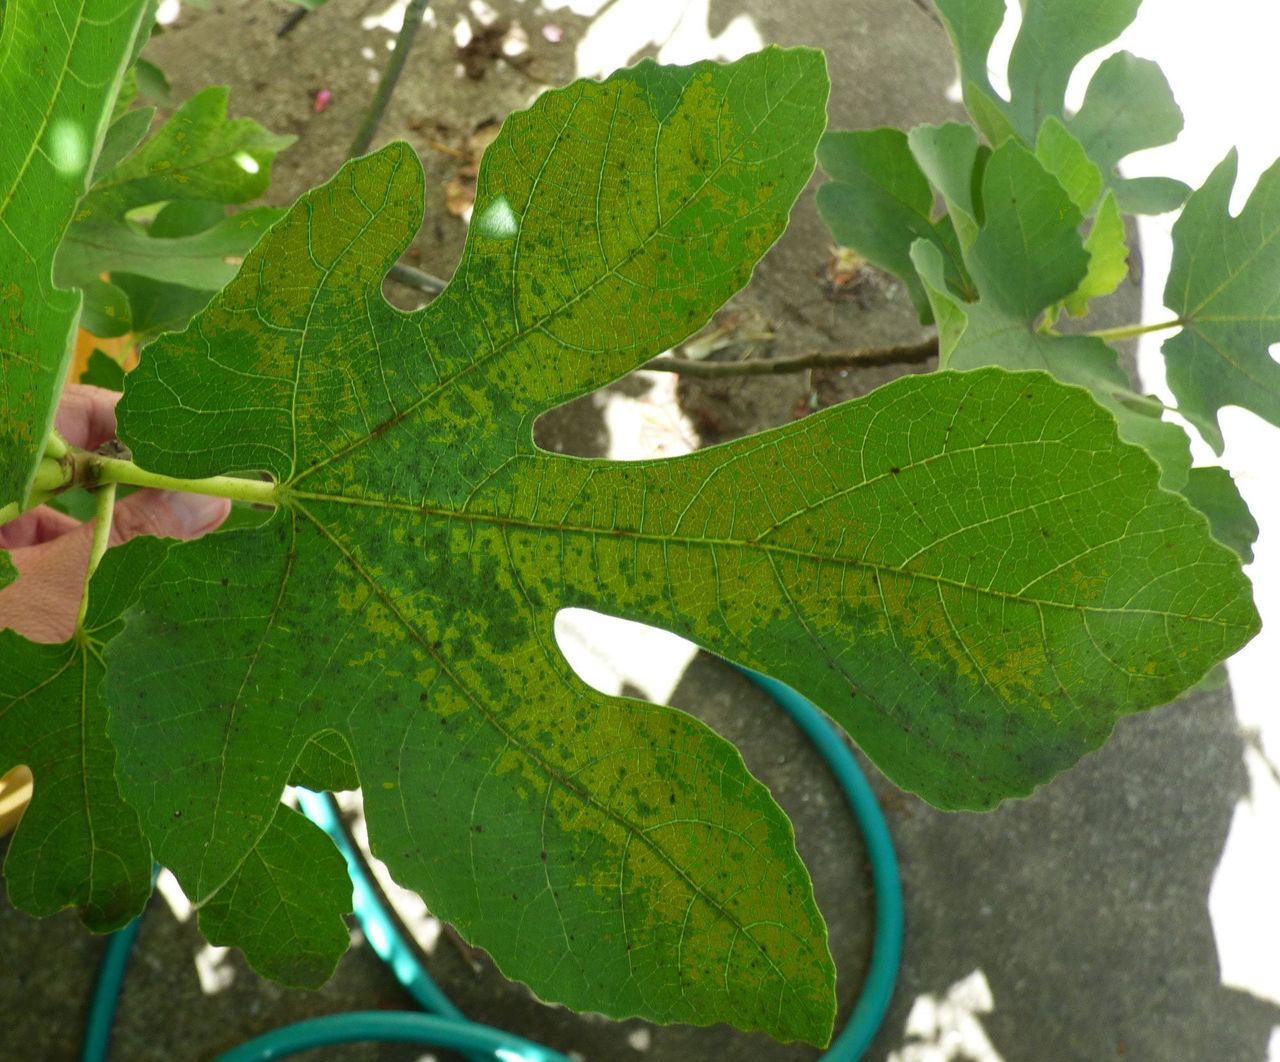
[287,415,1239,632]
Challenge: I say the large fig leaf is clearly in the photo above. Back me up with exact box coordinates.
[102,50,1255,1040]
[1162,150,1280,452]
[0,0,148,505]
[109,50,839,1045]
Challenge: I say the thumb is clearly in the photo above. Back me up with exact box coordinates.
[108,490,230,546]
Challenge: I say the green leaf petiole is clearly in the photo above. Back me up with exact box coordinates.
[93,454,277,506]
[75,482,116,633]
[0,452,276,532]
[1084,318,1184,342]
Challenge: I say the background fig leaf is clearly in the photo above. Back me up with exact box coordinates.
[0,0,149,505]
[1064,191,1128,318]
[964,139,1088,318]
[932,0,1184,213]
[0,536,165,931]
[930,0,1014,144]
[80,277,135,339]
[1032,119,1128,317]
[908,138,1192,491]
[81,349,128,391]
[109,49,840,1046]
[1003,0,1142,140]
[93,106,156,183]
[1180,466,1259,565]
[56,85,293,296]
[133,57,170,104]
[0,515,348,976]
[1065,51,1188,214]
[905,122,985,251]
[1162,150,1280,452]
[815,128,973,323]
[1034,117,1104,213]
[108,199,249,342]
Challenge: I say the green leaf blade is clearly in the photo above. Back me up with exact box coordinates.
[110,50,838,1045]
[932,0,1011,143]
[530,369,1254,809]
[0,537,164,931]
[1006,0,1142,139]
[816,128,971,322]
[1180,466,1259,565]
[913,238,1191,490]
[75,85,293,222]
[1163,150,1280,451]
[1065,191,1128,318]
[81,349,127,390]
[199,803,351,988]
[108,508,837,1042]
[60,205,284,290]
[967,140,1088,319]
[1035,118,1103,214]
[0,0,148,504]
[906,121,984,250]
[932,2,1183,214]
[102,45,1255,1042]
[1066,50,1188,213]
[905,134,1176,489]
[56,85,294,298]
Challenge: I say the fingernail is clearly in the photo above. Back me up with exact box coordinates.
[164,492,229,537]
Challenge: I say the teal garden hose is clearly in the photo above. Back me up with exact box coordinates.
[80,669,902,1061]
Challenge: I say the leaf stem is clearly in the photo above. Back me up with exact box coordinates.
[348,0,432,159]
[0,454,277,532]
[75,483,116,633]
[641,338,938,377]
[94,456,277,506]
[33,454,73,495]
[1085,318,1184,342]
[42,431,69,460]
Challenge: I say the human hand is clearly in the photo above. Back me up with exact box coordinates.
[0,384,230,643]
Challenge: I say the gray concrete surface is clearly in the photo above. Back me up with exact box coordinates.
[2,0,1276,1059]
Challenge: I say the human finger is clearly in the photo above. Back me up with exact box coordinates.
[0,525,93,641]
[0,490,230,643]
[53,384,123,451]
[0,506,81,550]
[107,489,230,546]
